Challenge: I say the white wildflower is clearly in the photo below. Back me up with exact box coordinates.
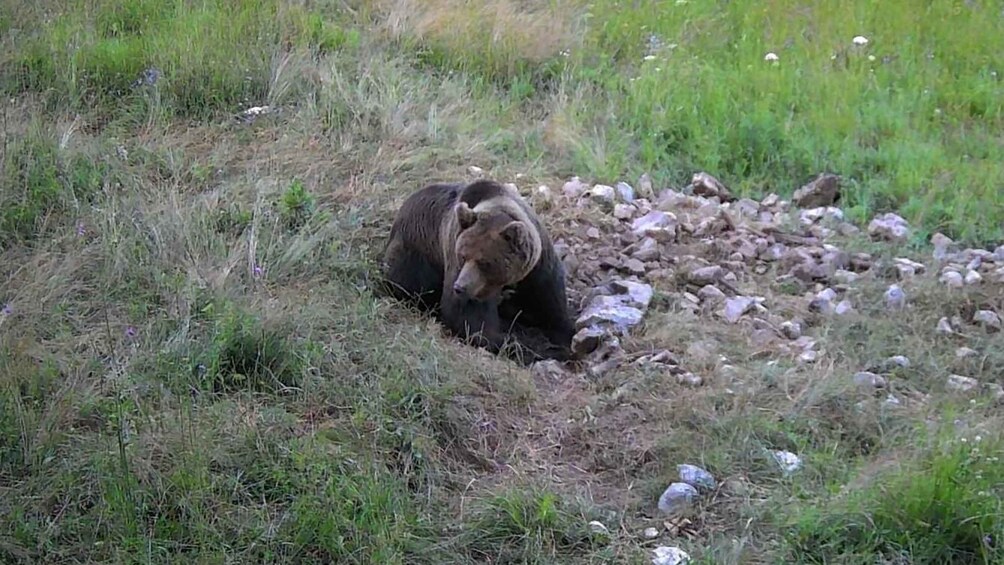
[764,52,779,62]
[853,35,869,46]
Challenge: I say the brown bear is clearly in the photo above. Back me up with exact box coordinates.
[380,179,574,364]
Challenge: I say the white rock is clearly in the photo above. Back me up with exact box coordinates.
[723,296,756,323]
[940,270,964,288]
[467,165,484,176]
[885,284,907,309]
[931,233,956,262]
[576,296,644,333]
[883,394,901,408]
[868,213,910,242]
[589,184,617,208]
[614,203,636,220]
[956,347,978,359]
[854,371,887,389]
[657,482,698,515]
[697,284,726,303]
[652,546,691,565]
[616,181,636,202]
[852,35,869,46]
[936,317,954,335]
[612,279,654,309]
[799,350,818,364]
[994,245,1004,263]
[834,299,854,315]
[946,374,979,393]
[689,265,723,285]
[973,310,1002,331]
[678,464,717,491]
[676,373,704,387]
[588,521,610,535]
[965,270,982,285]
[772,450,802,475]
[643,527,660,539]
[631,210,678,241]
[534,184,553,203]
[885,355,911,369]
[562,177,588,199]
[781,321,802,340]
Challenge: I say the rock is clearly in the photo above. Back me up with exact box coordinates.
[884,355,911,369]
[572,326,609,356]
[868,213,911,242]
[965,270,982,285]
[676,373,703,387]
[772,450,802,476]
[577,296,645,333]
[589,184,617,209]
[932,232,957,262]
[678,464,717,491]
[973,310,1002,332]
[946,374,979,393]
[936,317,955,335]
[893,257,926,278]
[467,165,484,176]
[588,521,610,535]
[799,350,819,364]
[723,296,756,323]
[994,244,1004,263]
[793,173,840,208]
[624,258,646,275]
[612,279,654,309]
[614,203,636,220]
[563,177,588,199]
[854,371,887,390]
[533,185,554,206]
[883,394,902,408]
[531,360,567,380]
[697,284,726,303]
[690,171,732,201]
[781,321,802,340]
[833,269,860,284]
[834,299,854,315]
[956,347,979,359]
[652,546,691,565]
[884,284,907,309]
[616,181,636,202]
[643,527,660,539]
[986,383,1004,403]
[657,482,698,516]
[638,173,654,199]
[688,265,723,285]
[631,211,677,241]
[809,288,836,315]
[940,270,964,288]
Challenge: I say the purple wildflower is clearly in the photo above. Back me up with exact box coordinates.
[1,304,11,316]
[76,221,85,236]
[253,264,264,278]
[125,326,138,339]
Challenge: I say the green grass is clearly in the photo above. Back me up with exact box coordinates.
[2,0,1004,563]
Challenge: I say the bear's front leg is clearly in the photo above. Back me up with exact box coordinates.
[439,288,505,353]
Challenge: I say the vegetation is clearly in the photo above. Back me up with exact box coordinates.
[1,0,1003,563]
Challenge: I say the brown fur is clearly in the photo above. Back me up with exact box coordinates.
[381,179,574,364]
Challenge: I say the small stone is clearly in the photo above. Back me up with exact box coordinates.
[884,355,911,369]
[689,265,723,285]
[885,284,906,309]
[638,173,654,199]
[893,257,926,278]
[697,285,726,303]
[956,347,978,359]
[632,210,677,241]
[883,394,902,408]
[676,373,703,387]
[652,546,691,565]
[572,326,609,356]
[534,184,554,204]
[723,296,756,323]
[624,258,647,275]
[531,360,567,380]
[994,245,1004,263]
[936,317,955,335]
[932,232,957,262]
[985,383,1004,403]
[690,171,732,201]
[973,310,1002,332]
[616,181,636,202]
[631,237,661,262]
[868,213,911,242]
[834,299,854,315]
[854,371,887,390]
[588,521,610,535]
[833,269,860,284]
[780,321,802,340]
[657,483,698,516]
[965,270,982,285]
[589,184,617,209]
[799,350,818,364]
[467,165,484,176]
[678,464,717,491]
[772,450,802,476]
[809,288,836,315]
[940,270,964,288]
[563,177,588,199]
[643,527,660,539]
[946,374,979,393]
[614,203,636,220]
[792,173,841,208]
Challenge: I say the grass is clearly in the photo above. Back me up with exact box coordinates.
[2,0,1004,563]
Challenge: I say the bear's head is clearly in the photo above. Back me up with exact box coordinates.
[451,202,541,300]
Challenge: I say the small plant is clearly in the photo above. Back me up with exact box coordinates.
[279,179,316,230]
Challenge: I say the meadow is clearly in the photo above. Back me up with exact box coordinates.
[2,1,1003,563]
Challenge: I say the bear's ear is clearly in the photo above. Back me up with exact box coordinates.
[500,221,528,249]
[456,202,477,230]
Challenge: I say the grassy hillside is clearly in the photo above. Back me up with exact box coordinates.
[2,1,1003,563]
